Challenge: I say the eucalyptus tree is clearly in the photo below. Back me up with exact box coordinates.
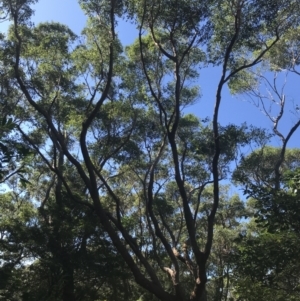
[0,0,300,300]
[230,164,300,301]
[0,157,133,301]
[230,42,300,299]
[191,185,247,301]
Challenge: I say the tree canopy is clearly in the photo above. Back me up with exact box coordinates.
[0,1,300,301]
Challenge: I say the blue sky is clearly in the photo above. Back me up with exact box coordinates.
[1,0,299,148]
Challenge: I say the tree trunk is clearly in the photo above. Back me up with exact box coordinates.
[61,257,76,301]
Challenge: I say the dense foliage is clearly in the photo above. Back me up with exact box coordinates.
[0,0,300,300]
